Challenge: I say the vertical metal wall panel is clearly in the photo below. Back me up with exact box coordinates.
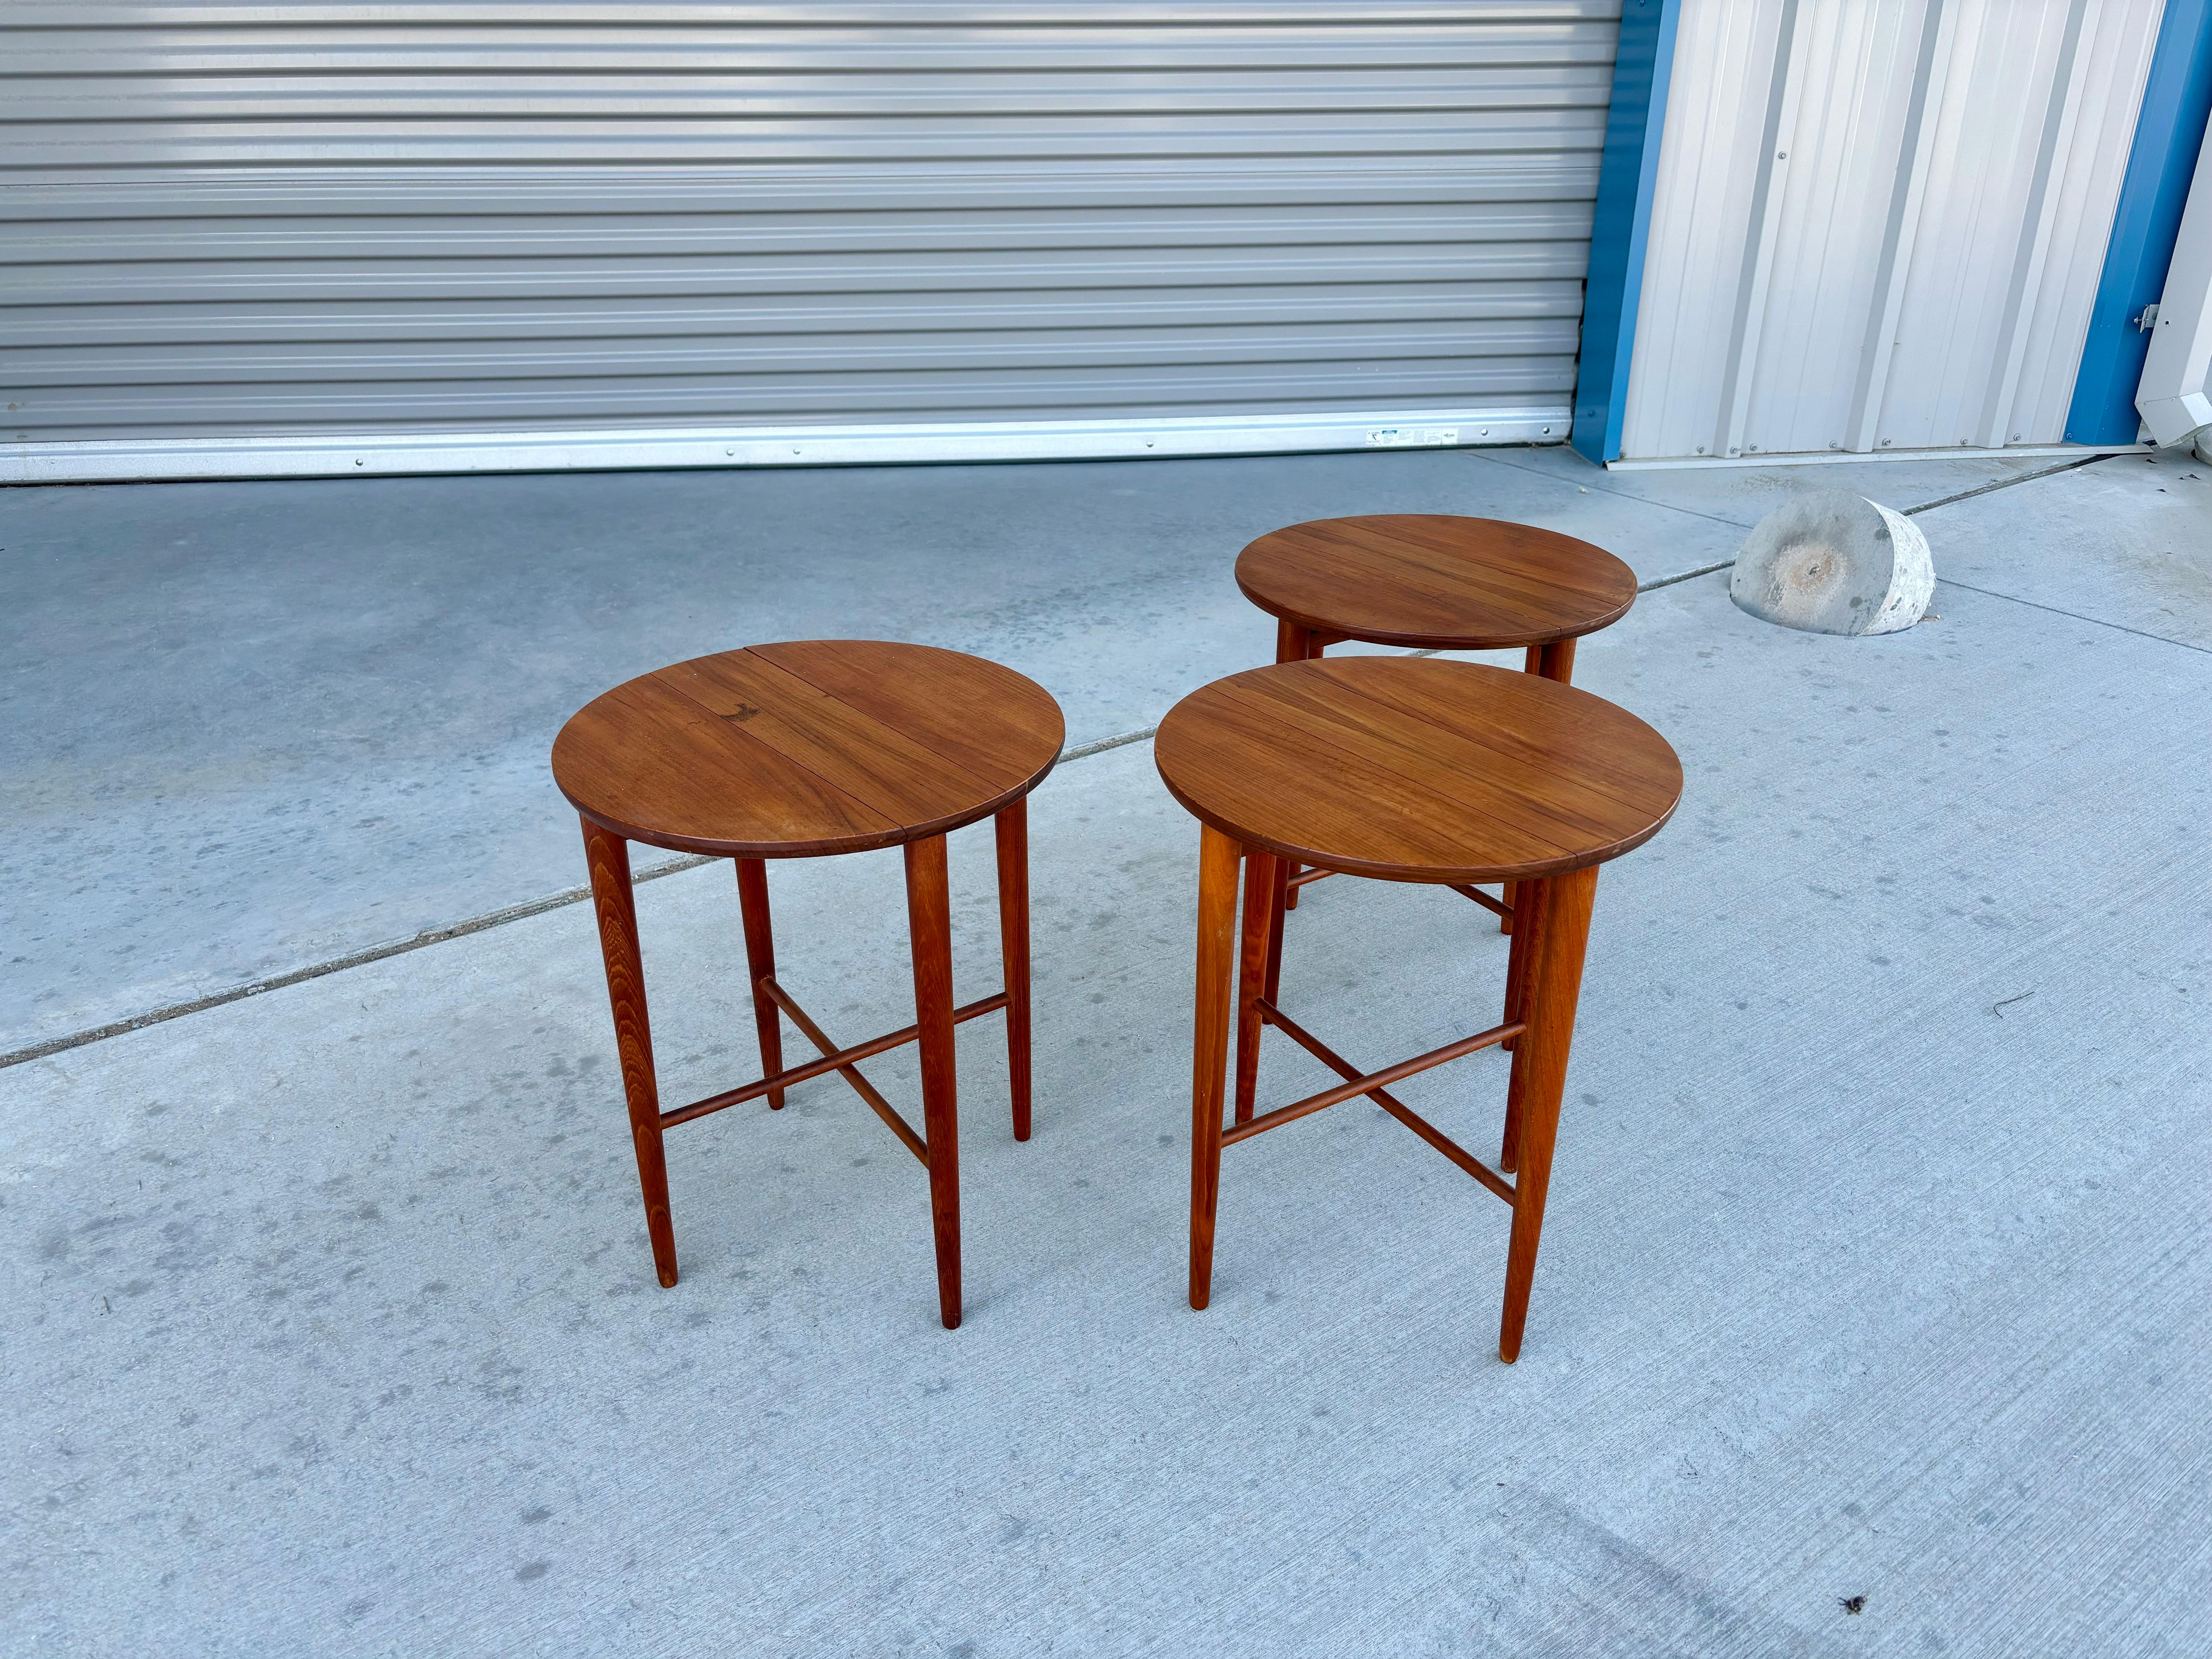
[1618,0,1791,459]
[2064,0,2212,443]
[2014,0,2174,437]
[2137,115,2212,441]
[1620,0,2164,462]
[0,3,1625,480]
[1739,0,1927,457]
[1888,0,2088,452]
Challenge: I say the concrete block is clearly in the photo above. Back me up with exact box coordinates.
[1729,490,1934,635]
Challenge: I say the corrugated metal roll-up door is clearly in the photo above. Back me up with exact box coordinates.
[0,3,1625,483]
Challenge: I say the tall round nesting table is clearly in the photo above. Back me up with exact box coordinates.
[1156,655,1680,1361]
[1235,515,1640,1034]
[553,640,1063,1328]
[1235,514,1637,675]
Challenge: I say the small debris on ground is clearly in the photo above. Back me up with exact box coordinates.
[1993,991,2036,1018]
[1841,1595,1867,1615]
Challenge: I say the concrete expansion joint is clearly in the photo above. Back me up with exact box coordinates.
[1,449,2155,1073]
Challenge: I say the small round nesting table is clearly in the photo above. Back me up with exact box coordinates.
[552,639,1064,1329]
[1235,511,1637,670]
[1235,514,1639,982]
[1155,655,1681,1362]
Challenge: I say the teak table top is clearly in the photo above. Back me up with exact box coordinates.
[1155,657,1681,884]
[1235,514,1638,649]
[552,640,1064,858]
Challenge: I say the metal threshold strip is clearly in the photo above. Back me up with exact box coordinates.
[0,409,1571,486]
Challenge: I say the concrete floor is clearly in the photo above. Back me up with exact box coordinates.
[0,441,2076,1054]
[4,443,2209,1655]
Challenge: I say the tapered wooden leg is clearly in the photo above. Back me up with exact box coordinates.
[581,818,678,1288]
[1503,643,1577,941]
[734,858,785,1110]
[1504,650,1544,944]
[905,835,962,1329]
[1500,858,1545,1061]
[1261,839,1292,1006]
[994,800,1033,1142]
[1499,875,1548,1161]
[1233,844,1278,1124]
[1277,620,1316,910]
[1498,864,1598,1364]
[1189,823,1242,1310]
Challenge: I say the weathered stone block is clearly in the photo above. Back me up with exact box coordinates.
[1729,490,1934,635]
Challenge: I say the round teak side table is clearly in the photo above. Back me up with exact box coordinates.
[1234,515,1640,1004]
[551,639,1064,1329]
[1155,655,1681,1362]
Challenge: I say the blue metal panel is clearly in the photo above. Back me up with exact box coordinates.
[1571,0,1681,465]
[2066,0,2212,444]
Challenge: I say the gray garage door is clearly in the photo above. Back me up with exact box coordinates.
[1,3,1622,481]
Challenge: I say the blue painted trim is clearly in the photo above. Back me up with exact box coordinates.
[2065,0,2212,445]
[1571,0,1681,465]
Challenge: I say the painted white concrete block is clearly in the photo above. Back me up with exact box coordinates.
[1729,491,1934,635]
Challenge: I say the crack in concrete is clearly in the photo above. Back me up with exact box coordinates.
[1932,576,2212,656]
[1639,560,1736,592]
[1474,443,2111,529]
[1900,452,2112,517]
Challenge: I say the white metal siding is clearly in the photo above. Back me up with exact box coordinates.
[0,3,1625,480]
[1621,0,2164,461]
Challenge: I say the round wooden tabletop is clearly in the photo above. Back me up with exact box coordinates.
[1155,657,1680,884]
[553,640,1065,858]
[1235,514,1638,649]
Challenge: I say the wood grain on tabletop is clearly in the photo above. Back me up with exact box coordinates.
[1155,656,1681,885]
[1235,514,1638,649]
[552,640,1064,858]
